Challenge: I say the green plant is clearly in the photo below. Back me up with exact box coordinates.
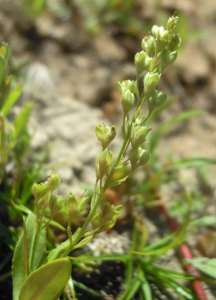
[22,0,46,18]
[11,15,190,300]
[0,43,48,297]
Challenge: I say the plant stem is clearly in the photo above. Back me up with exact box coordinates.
[148,172,208,300]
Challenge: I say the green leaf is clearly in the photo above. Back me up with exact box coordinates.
[32,0,45,14]
[0,54,6,89]
[14,101,33,138]
[73,235,93,250]
[186,258,216,279]
[167,157,216,169]
[2,85,22,117]
[189,216,216,227]
[48,239,70,262]
[0,75,12,109]
[47,228,82,261]
[29,223,46,273]
[12,213,34,300]
[109,176,128,188]
[18,258,71,300]
[12,213,46,300]
[0,43,9,60]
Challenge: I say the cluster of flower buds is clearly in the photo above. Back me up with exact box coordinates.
[91,200,122,234]
[130,121,150,149]
[32,172,63,221]
[129,146,150,171]
[136,15,181,108]
[91,16,181,234]
[67,192,89,221]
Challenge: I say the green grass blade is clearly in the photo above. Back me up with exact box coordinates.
[12,214,35,300]
[2,85,22,117]
[14,101,33,138]
[166,157,216,169]
[186,258,216,280]
[119,277,141,300]
[189,215,216,227]
[0,54,6,89]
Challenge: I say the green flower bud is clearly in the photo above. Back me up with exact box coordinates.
[129,147,139,170]
[32,182,48,200]
[138,148,150,167]
[148,90,167,113]
[77,196,89,213]
[96,149,113,180]
[67,193,89,219]
[141,36,156,56]
[118,80,137,94]
[156,30,169,52]
[134,51,148,75]
[130,125,150,149]
[91,200,122,233]
[168,34,181,51]
[160,49,177,71]
[121,89,135,114]
[49,194,64,218]
[169,51,178,63]
[166,16,179,32]
[95,124,116,150]
[144,72,161,95]
[145,57,153,71]
[129,147,150,170]
[151,25,161,38]
[47,172,61,191]
[67,192,79,218]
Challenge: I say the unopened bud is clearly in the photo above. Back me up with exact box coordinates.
[148,90,167,113]
[168,34,181,51]
[157,30,169,52]
[121,89,135,114]
[152,25,163,38]
[160,49,178,72]
[32,182,48,199]
[47,172,61,191]
[134,51,148,75]
[95,124,116,150]
[118,80,137,94]
[139,149,150,166]
[96,149,113,180]
[130,125,150,149]
[144,72,161,95]
[166,16,179,32]
[129,147,150,170]
[141,36,156,56]
[68,193,78,218]
[49,194,64,218]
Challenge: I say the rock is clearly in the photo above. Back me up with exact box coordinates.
[29,96,116,192]
[161,0,196,13]
[176,43,210,84]
[35,14,89,52]
[202,26,216,62]
[65,54,113,106]
[23,62,57,105]
[31,130,49,149]
[56,165,73,184]
[93,31,127,62]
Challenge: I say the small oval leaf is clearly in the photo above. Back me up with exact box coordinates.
[18,258,71,300]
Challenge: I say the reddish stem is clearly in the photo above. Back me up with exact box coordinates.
[150,176,208,300]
